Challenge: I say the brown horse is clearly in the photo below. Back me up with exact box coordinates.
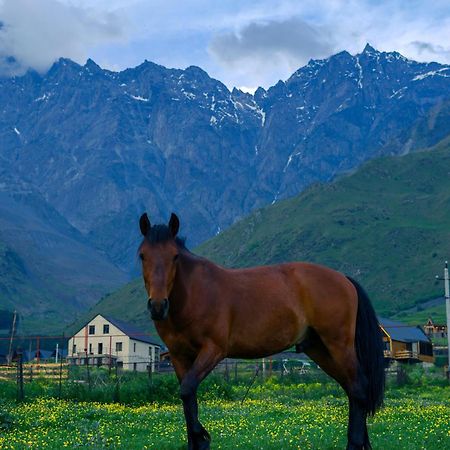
[138,212,385,450]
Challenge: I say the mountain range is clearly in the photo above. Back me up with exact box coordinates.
[1,44,450,333]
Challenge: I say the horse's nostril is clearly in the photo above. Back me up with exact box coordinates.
[149,298,169,320]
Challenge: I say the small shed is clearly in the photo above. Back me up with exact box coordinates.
[379,317,434,363]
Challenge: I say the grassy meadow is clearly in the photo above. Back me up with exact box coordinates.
[0,370,449,449]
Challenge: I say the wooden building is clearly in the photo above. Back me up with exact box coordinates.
[67,314,161,372]
[379,318,434,364]
[423,317,447,339]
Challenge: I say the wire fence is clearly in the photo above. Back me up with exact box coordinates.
[1,352,447,404]
[0,328,448,403]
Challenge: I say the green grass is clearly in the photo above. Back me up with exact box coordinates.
[0,384,448,449]
[393,302,447,325]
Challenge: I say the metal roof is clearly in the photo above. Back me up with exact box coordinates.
[378,317,430,343]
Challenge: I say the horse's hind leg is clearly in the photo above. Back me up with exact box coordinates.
[304,334,370,450]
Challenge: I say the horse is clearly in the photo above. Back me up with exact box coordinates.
[138,212,385,450]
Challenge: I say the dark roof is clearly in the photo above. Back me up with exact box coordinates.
[98,314,160,346]
[16,350,53,362]
[379,317,430,343]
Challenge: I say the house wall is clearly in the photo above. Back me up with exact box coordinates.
[119,339,160,372]
[67,315,160,372]
[391,340,407,355]
[390,339,434,363]
[68,315,126,357]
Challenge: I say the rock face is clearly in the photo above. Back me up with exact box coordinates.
[1,45,450,274]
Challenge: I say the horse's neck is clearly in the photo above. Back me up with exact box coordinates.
[171,250,206,302]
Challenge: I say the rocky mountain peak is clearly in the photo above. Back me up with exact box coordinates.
[362,43,379,55]
[0,47,448,275]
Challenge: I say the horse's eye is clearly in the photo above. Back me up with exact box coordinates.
[139,253,144,261]
[173,254,179,262]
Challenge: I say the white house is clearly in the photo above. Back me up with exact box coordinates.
[67,314,161,372]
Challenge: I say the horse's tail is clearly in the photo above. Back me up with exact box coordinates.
[347,276,385,416]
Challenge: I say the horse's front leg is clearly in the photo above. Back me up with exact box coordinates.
[173,342,224,450]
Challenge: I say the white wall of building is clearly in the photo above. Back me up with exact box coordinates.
[67,314,160,372]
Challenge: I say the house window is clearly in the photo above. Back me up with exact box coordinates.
[117,361,123,368]
[133,343,136,352]
[72,344,76,354]
[155,347,160,361]
[89,325,95,335]
[116,342,123,352]
[103,324,109,334]
[133,363,137,371]
[148,346,152,356]
[89,343,93,354]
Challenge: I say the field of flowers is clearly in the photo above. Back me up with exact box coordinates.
[0,382,449,449]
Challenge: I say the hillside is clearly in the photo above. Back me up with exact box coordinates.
[197,144,450,316]
[66,277,155,341]
[0,166,127,334]
[80,144,450,333]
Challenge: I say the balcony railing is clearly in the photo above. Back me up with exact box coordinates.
[384,350,423,360]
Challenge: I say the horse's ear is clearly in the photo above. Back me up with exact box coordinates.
[139,213,151,236]
[168,213,179,237]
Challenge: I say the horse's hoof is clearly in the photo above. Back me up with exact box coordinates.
[197,442,210,450]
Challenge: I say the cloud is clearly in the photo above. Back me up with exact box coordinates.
[408,40,450,59]
[0,0,126,76]
[209,17,335,75]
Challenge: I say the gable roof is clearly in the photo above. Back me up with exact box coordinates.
[379,317,430,343]
[98,314,160,346]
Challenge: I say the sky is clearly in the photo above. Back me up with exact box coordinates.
[0,0,449,91]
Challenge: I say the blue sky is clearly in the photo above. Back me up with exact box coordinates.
[0,0,449,91]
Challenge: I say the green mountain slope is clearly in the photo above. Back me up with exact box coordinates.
[197,145,450,316]
[66,278,157,341]
[0,187,128,335]
[76,144,450,333]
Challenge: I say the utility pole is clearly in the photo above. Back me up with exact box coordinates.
[436,261,450,379]
[7,311,17,365]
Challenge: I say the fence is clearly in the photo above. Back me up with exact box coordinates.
[0,355,331,401]
[0,362,68,381]
[1,353,447,404]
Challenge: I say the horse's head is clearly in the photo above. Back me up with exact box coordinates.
[138,212,181,321]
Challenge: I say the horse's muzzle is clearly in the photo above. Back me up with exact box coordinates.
[148,298,169,321]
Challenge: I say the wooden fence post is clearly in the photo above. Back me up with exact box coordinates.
[224,359,230,382]
[16,349,24,402]
[113,363,120,402]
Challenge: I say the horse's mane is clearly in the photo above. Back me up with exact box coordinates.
[143,224,187,249]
